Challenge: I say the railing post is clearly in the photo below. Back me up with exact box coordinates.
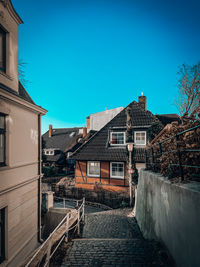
[45,236,52,267]
[159,143,162,171]
[151,147,154,170]
[176,134,184,181]
[145,149,148,169]
[159,143,162,156]
[82,197,85,224]
[65,213,69,242]
[77,208,80,235]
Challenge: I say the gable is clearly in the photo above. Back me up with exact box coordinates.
[71,101,159,162]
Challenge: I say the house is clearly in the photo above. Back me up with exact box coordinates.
[42,125,95,173]
[0,1,47,266]
[70,95,164,192]
[86,106,124,131]
[156,114,181,126]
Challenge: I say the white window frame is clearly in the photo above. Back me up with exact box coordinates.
[110,162,124,179]
[44,149,54,155]
[87,161,100,177]
[134,131,146,146]
[110,132,126,146]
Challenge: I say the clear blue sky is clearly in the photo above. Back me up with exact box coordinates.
[12,0,200,133]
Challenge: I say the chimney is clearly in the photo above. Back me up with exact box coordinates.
[83,127,87,138]
[86,116,90,130]
[138,93,147,110]
[49,125,52,138]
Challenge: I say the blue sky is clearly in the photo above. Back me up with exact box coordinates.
[12,0,200,133]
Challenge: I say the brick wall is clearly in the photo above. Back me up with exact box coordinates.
[75,160,129,192]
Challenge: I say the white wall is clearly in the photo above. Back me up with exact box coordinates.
[136,169,200,267]
[89,107,123,131]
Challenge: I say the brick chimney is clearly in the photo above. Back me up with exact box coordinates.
[49,125,52,138]
[83,127,87,138]
[138,93,147,111]
[86,116,90,130]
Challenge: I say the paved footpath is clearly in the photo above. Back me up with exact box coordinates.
[60,209,174,267]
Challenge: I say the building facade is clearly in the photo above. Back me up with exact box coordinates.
[71,96,163,192]
[0,1,47,266]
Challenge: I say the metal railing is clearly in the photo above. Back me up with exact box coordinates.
[53,196,112,211]
[145,124,200,182]
[25,197,85,267]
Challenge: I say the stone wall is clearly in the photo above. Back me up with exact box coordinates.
[136,169,200,267]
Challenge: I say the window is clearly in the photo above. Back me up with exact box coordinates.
[0,114,6,166]
[44,149,54,155]
[134,131,146,145]
[87,161,100,177]
[110,132,125,145]
[110,162,124,179]
[0,26,6,73]
[0,208,5,264]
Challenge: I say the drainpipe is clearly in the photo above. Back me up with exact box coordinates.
[38,114,43,243]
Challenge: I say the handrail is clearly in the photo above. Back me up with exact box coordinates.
[25,197,85,267]
[54,196,112,210]
[146,124,200,182]
[150,124,200,148]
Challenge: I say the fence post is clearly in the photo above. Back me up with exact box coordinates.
[45,236,52,267]
[176,134,184,181]
[151,147,154,170]
[77,208,80,235]
[82,197,85,224]
[65,213,69,242]
[159,143,162,155]
[145,149,148,169]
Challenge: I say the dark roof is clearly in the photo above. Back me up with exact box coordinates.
[18,82,35,104]
[0,81,35,105]
[71,101,159,162]
[44,151,66,165]
[156,114,181,126]
[42,127,83,152]
[67,130,97,153]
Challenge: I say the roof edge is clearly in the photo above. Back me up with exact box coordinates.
[5,0,23,24]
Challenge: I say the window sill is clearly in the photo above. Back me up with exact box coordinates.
[110,176,124,179]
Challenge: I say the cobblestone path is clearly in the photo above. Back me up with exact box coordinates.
[60,209,173,267]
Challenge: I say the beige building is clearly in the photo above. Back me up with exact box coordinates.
[0,1,47,266]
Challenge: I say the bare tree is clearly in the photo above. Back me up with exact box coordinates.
[18,60,29,87]
[176,63,200,121]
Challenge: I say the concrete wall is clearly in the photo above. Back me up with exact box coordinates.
[88,107,123,131]
[136,169,200,267]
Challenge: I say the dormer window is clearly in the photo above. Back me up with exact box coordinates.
[110,132,125,145]
[44,149,54,155]
[134,131,146,146]
[0,26,6,73]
